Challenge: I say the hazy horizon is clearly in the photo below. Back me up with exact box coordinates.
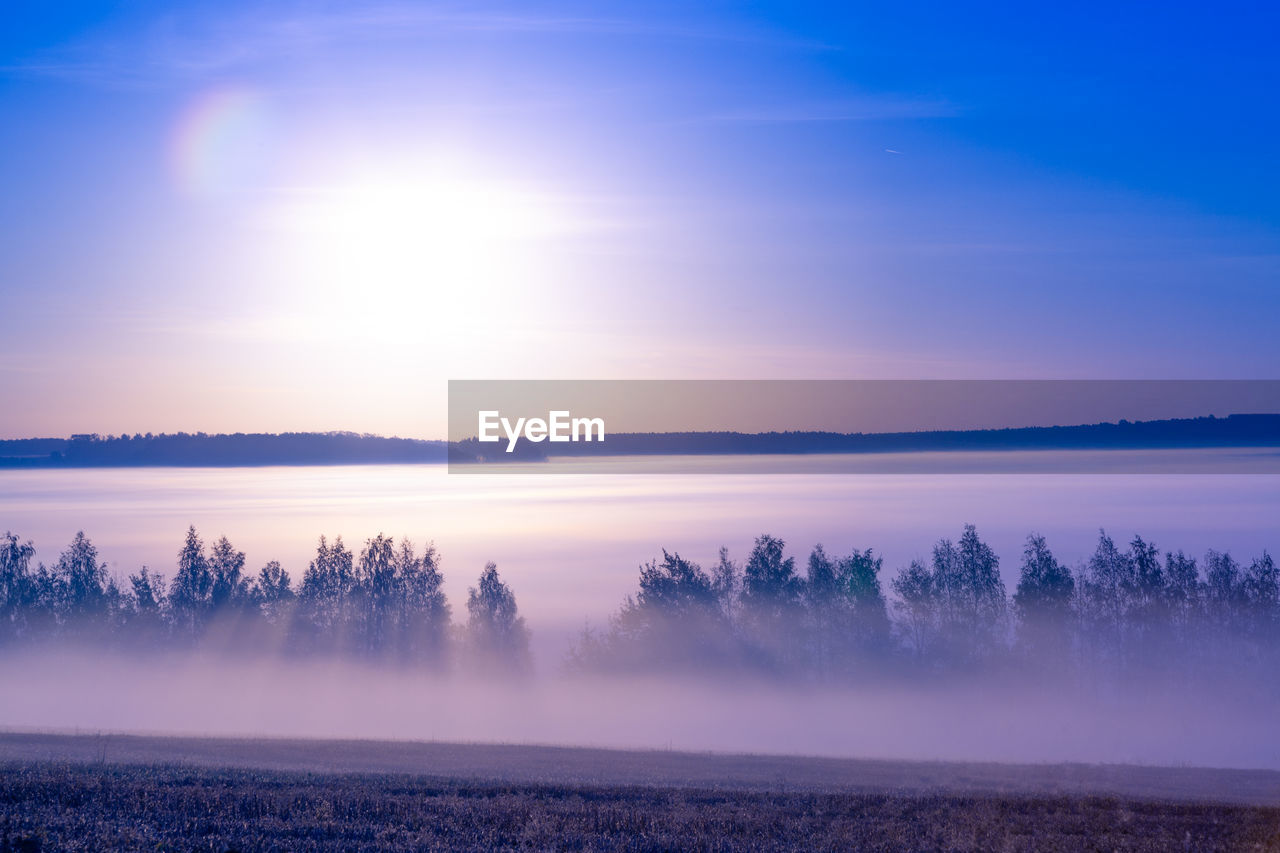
[6,405,1280,444]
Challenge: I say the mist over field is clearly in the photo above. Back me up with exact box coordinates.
[3,464,1278,773]
[1,649,1277,770]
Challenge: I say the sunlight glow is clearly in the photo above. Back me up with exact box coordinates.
[258,162,576,342]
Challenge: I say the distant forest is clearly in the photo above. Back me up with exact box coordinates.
[2,413,1278,467]
[467,412,1280,459]
[2,525,1276,684]
[0,432,448,468]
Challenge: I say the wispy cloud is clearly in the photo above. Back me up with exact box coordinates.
[700,97,957,124]
[1,4,833,89]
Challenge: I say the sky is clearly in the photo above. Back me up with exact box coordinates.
[2,1,1278,439]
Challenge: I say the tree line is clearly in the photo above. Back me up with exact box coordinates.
[0,527,529,672]
[3,524,1276,682]
[0,431,448,468]
[570,525,1279,683]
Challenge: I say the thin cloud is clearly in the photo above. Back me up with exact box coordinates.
[1,5,834,89]
[702,97,957,124]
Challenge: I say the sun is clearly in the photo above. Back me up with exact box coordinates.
[259,160,573,340]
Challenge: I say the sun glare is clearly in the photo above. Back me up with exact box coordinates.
[259,163,573,341]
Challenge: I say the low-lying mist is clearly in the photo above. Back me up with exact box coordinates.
[5,507,1279,772]
[2,647,1277,770]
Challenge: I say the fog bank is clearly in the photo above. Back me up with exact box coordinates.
[3,650,1277,771]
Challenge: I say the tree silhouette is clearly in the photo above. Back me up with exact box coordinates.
[1241,552,1279,657]
[741,534,803,667]
[208,535,251,615]
[710,547,741,624]
[252,561,293,626]
[1012,534,1075,662]
[922,526,1007,664]
[1203,550,1245,646]
[806,545,891,676]
[836,548,892,658]
[1078,530,1131,669]
[0,532,36,643]
[608,550,731,669]
[124,567,167,642]
[168,526,212,639]
[395,539,451,668]
[54,531,111,635]
[1163,549,1201,659]
[356,533,397,656]
[891,559,935,661]
[465,563,531,672]
[296,535,355,653]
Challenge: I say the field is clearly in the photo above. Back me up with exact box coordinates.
[1,733,1279,851]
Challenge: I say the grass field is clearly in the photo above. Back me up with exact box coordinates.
[1,733,1279,851]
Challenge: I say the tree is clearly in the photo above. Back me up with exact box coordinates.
[27,562,59,638]
[636,550,717,615]
[53,531,110,634]
[1012,534,1075,660]
[1241,552,1278,654]
[740,534,803,666]
[742,535,802,613]
[251,561,293,626]
[932,525,1007,663]
[836,548,892,656]
[807,545,891,675]
[889,526,1008,667]
[0,532,36,642]
[208,535,250,616]
[1203,549,1244,642]
[124,567,167,641]
[168,526,212,639]
[1127,535,1168,659]
[1164,549,1201,639]
[465,563,531,672]
[396,539,451,667]
[1077,530,1133,667]
[129,568,165,613]
[610,550,730,669]
[568,548,741,673]
[356,533,397,655]
[804,545,841,674]
[1130,536,1166,608]
[711,547,741,624]
[891,560,936,661]
[806,545,840,609]
[296,535,354,652]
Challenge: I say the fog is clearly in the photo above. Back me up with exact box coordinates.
[2,462,1278,666]
[3,459,1279,771]
[2,649,1277,770]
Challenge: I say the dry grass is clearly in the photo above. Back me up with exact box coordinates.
[2,761,1279,852]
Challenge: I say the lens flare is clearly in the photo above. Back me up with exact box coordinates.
[171,88,274,197]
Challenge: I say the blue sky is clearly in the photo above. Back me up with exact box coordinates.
[1,1,1277,437]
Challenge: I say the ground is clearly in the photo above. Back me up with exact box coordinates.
[1,733,1278,851]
